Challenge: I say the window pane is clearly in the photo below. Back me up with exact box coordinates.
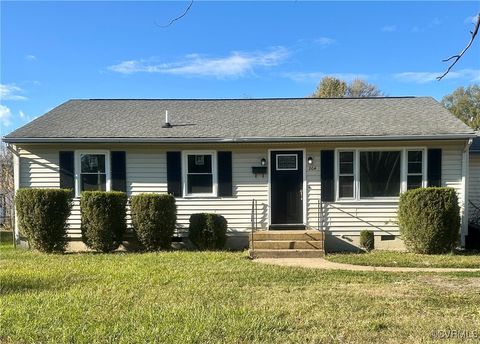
[407,175,423,190]
[188,155,212,173]
[339,152,354,174]
[277,155,297,170]
[408,151,422,162]
[339,176,354,198]
[360,151,400,198]
[81,174,106,191]
[81,154,106,173]
[187,175,213,194]
[408,151,423,174]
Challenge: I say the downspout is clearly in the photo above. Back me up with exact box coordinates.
[461,138,473,248]
[5,143,20,246]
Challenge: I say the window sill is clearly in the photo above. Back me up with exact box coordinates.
[183,194,219,199]
[334,198,399,204]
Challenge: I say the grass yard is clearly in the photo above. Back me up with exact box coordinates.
[326,250,480,269]
[1,244,480,343]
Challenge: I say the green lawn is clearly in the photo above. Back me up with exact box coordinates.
[326,250,480,269]
[1,244,480,343]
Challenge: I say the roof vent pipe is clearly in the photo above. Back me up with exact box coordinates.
[162,110,172,128]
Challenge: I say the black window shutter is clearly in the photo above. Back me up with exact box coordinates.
[321,150,335,202]
[167,152,182,197]
[218,151,233,197]
[427,149,442,187]
[59,151,74,191]
[111,151,127,192]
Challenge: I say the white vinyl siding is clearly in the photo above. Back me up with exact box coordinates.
[126,148,268,233]
[15,141,467,239]
[19,150,59,189]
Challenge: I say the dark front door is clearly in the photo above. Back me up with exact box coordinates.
[270,150,304,226]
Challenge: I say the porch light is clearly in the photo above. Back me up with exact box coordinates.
[308,156,313,165]
[261,158,267,166]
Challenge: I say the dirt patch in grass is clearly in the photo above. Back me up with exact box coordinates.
[418,275,480,290]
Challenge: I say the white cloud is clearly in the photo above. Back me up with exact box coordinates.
[25,54,37,61]
[464,15,479,25]
[393,69,480,83]
[0,84,27,100]
[381,25,397,32]
[411,26,421,33]
[283,71,369,83]
[411,17,442,33]
[315,37,336,46]
[431,17,441,26]
[0,104,12,127]
[108,47,289,78]
[19,110,26,118]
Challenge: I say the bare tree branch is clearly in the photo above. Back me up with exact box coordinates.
[156,0,194,28]
[437,14,480,80]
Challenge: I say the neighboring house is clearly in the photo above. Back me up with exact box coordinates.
[469,135,480,216]
[2,97,476,251]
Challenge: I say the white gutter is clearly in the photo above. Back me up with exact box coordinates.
[2,133,476,144]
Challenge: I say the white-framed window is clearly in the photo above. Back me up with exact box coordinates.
[359,150,401,199]
[75,151,111,196]
[338,151,355,199]
[276,154,298,170]
[335,148,426,201]
[183,151,217,197]
[406,150,425,190]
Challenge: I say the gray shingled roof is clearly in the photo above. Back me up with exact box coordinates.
[3,97,475,143]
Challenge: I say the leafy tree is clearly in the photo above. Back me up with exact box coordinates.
[441,84,480,130]
[346,79,384,97]
[312,77,384,98]
[312,77,347,98]
[0,144,14,231]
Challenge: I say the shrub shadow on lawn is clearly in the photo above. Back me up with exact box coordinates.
[0,276,62,296]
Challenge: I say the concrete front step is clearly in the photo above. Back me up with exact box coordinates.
[252,240,323,250]
[249,230,324,241]
[249,249,324,259]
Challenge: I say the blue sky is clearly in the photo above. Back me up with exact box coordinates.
[1,1,479,135]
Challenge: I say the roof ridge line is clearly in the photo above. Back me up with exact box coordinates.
[81,96,423,101]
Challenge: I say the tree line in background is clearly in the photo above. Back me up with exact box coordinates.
[0,146,14,231]
[441,85,480,131]
[312,76,480,131]
[311,77,384,98]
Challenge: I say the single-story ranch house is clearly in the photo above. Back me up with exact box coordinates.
[2,97,477,252]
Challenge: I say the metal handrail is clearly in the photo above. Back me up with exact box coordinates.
[250,199,257,252]
[469,200,480,211]
[318,198,327,254]
[469,200,480,225]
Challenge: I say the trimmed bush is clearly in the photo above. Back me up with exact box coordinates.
[398,187,460,254]
[360,230,375,252]
[130,193,176,251]
[188,213,227,250]
[80,191,127,252]
[15,188,72,253]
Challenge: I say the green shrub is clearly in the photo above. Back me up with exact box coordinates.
[130,193,176,251]
[15,188,72,253]
[80,191,127,252]
[188,213,227,250]
[360,230,375,252]
[398,187,460,254]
